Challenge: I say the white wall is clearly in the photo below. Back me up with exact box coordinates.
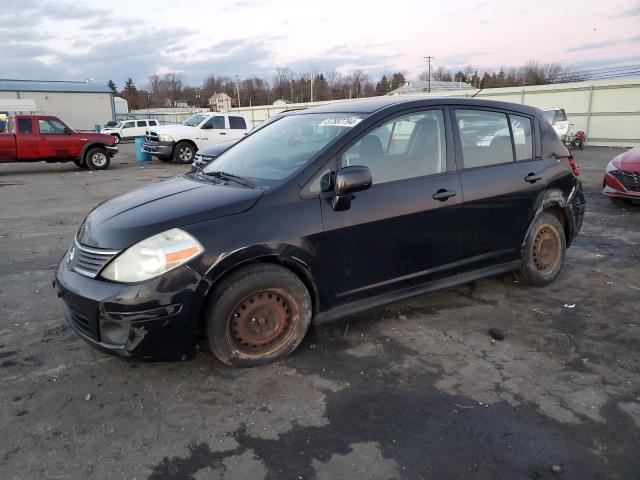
[226,77,640,147]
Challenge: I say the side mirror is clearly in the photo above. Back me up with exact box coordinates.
[332,165,372,211]
[201,123,213,130]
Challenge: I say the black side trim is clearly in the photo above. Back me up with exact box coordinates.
[315,260,520,325]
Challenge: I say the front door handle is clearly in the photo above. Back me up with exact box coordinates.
[432,189,457,201]
[525,173,543,183]
[219,132,227,135]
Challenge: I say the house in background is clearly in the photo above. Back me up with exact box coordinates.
[208,93,232,112]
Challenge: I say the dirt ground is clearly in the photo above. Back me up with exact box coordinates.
[1,145,639,480]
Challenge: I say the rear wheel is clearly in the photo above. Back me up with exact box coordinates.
[205,264,312,367]
[173,141,195,164]
[85,147,110,170]
[517,212,566,286]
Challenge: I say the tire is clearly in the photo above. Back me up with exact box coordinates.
[157,155,172,162]
[173,141,196,164]
[111,134,120,144]
[517,212,566,286]
[85,147,111,170]
[205,264,312,367]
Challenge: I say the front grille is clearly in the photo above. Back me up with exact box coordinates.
[67,306,99,341]
[611,170,640,192]
[146,131,159,142]
[72,241,119,278]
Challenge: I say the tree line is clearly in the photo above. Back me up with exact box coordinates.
[108,61,578,110]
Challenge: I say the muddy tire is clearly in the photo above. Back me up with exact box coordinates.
[85,147,110,170]
[517,212,566,286]
[205,264,312,367]
[173,141,195,164]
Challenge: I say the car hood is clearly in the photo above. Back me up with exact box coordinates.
[148,124,197,136]
[197,139,239,156]
[78,175,263,249]
[612,147,640,172]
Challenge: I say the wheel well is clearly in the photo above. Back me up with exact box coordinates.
[198,256,320,332]
[543,205,569,242]
[173,139,197,155]
[83,143,107,162]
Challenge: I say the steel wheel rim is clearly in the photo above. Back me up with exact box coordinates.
[92,152,107,166]
[532,225,561,274]
[113,136,120,144]
[227,290,294,355]
[179,147,193,161]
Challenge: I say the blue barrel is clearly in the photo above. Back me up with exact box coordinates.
[94,124,101,132]
[135,137,152,161]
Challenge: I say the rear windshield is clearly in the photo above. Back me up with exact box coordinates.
[204,113,365,183]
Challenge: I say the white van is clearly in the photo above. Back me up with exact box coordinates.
[101,119,159,144]
[542,108,569,138]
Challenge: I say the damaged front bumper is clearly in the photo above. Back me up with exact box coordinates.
[54,258,207,361]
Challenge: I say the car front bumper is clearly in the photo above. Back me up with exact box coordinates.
[54,254,207,361]
[142,141,174,156]
[106,146,118,156]
[603,171,640,200]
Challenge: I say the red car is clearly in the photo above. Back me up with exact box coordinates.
[603,147,640,203]
[0,115,117,170]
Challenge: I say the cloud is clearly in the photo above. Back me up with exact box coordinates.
[566,39,620,52]
[608,1,640,17]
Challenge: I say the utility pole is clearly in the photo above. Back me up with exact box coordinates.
[234,75,241,108]
[423,56,434,93]
[310,65,314,103]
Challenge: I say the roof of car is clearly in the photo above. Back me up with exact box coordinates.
[287,96,543,116]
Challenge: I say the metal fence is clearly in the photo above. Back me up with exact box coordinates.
[116,108,210,125]
[224,77,640,147]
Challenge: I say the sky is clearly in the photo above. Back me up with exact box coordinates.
[2,0,640,89]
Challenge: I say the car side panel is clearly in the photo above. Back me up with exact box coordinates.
[0,134,17,162]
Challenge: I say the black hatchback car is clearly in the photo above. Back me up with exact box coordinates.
[55,97,585,366]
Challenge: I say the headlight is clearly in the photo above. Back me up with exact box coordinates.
[101,228,203,283]
[159,134,174,142]
[606,162,618,172]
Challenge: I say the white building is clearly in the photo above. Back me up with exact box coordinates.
[208,93,232,112]
[0,79,115,130]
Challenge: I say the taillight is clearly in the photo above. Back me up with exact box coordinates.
[568,155,580,176]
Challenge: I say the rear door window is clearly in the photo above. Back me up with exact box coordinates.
[148,120,158,126]
[455,110,514,168]
[509,114,533,160]
[17,118,33,133]
[229,116,247,129]
[136,120,146,127]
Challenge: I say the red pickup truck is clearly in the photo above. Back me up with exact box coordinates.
[0,115,117,170]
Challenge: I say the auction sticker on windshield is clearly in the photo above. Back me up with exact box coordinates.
[318,117,362,127]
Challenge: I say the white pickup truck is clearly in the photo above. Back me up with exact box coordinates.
[142,112,251,163]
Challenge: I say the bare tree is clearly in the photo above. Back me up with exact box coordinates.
[161,72,185,107]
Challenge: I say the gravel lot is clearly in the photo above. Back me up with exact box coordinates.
[1,145,639,480]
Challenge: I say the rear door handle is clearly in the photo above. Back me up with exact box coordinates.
[525,173,543,183]
[432,189,457,201]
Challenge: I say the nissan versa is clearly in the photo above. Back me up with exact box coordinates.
[55,98,586,367]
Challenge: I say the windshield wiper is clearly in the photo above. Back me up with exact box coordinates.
[205,171,255,188]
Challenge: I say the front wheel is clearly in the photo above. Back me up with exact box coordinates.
[85,147,110,170]
[205,264,312,367]
[173,141,195,164]
[111,134,120,144]
[516,212,566,286]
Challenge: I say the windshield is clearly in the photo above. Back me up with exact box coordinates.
[113,121,123,128]
[203,113,365,182]
[182,114,208,127]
